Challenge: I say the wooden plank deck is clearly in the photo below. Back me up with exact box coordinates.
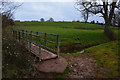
[26,42,57,61]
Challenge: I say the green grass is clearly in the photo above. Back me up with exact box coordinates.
[84,40,120,78]
[14,22,120,52]
[60,52,82,57]
[59,40,119,78]
[15,21,119,29]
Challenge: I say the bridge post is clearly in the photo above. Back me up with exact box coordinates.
[25,30,28,48]
[13,30,15,38]
[57,35,60,57]
[13,30,16,38]
[14,30,16,38]
[36,32,38,45]
[15,30,17,40]
[19,31,20,42]
[22,30,25,44]
[29,33,31,51]
[44,33,47,49]
[30,31,32,34]
[38,35,41,54]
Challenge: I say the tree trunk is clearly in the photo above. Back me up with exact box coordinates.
[104,22,116,40]
[118,18,120,27]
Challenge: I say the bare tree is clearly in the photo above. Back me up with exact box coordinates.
[115,9,120,27]
[111,7,120,27]
[111,13,116,27]
[75,0,92,24]
[81,10,89,24]
[1,1,22,28]
[117,12,120,27]
[75,0,120,40]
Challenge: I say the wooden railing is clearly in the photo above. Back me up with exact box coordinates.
[13,30,60,57]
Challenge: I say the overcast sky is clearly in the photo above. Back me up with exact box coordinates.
[14,2,105,23]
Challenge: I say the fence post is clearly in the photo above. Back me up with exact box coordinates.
[36,32,38,45]
[29,33,31,51]
[57,35,60,57]
[44,33,47,49]
[19,31,20,42]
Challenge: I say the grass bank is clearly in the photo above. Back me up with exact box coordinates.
[83,40,120,78]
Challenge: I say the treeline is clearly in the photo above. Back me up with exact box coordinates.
[72,20,120,27]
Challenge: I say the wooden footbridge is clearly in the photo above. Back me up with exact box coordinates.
[13,30,60,61]
[13,30,68,73]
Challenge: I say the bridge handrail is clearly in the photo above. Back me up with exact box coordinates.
[13,30,60,58]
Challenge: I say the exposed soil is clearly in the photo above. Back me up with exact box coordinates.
[65,55,98,78]
[31,55,100,78]
[33,56,68,73]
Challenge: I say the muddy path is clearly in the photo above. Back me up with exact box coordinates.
[65,56,98,78]
[31,54,100,78]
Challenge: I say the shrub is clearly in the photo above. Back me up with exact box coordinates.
[2,28,35,78]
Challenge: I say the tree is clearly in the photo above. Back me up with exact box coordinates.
[111,13,116,27]
[97,21,99,24]
[49,17,54,22]
[75,0,92,24]
[117,12,120,27]
[81,10,89,23]
[1,1,22,28]
[111,9,120,27]
[40,18,44,22]
[91,20,95,24]
[115,10,120,27]
[75,0,120,40]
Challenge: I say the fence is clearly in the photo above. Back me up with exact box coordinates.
[13,30,60,59]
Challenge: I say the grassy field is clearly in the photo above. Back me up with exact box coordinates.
[14,22,120,53]
[4,21,119,78]
[83,40,120,78]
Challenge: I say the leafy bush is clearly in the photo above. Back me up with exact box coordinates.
[2,33,35,78]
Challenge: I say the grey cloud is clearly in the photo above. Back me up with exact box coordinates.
[14,2,104,22]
